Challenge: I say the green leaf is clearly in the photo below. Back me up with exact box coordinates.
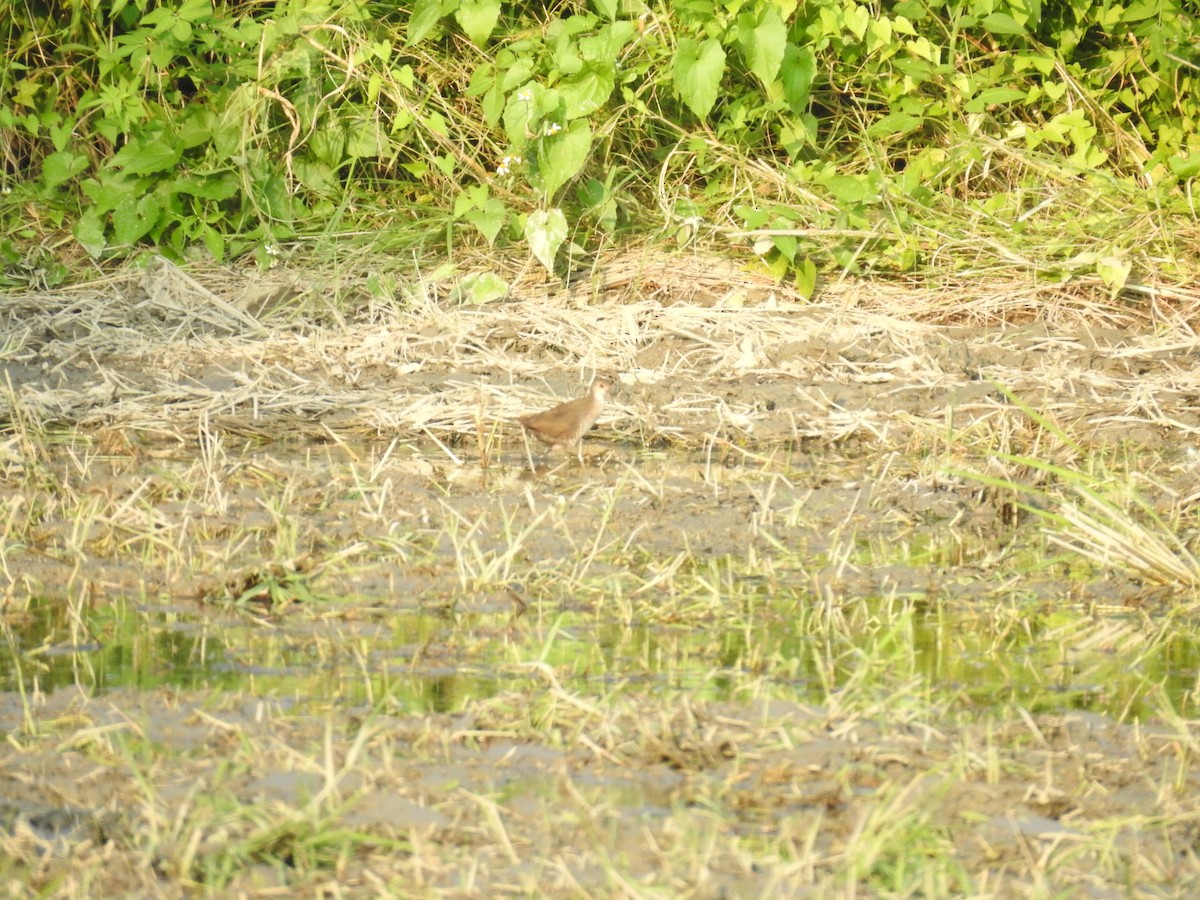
[110,138,182,175]
[73,208,108,257]
[558,66,615,119]
[41,150,89,189]
[1096,254,1131,297]
[772,233,797,262]
[867,111,923,139]
[737,205,771,229]
[981,12,1025,35]
[407,0,452,46]
[464,198,507,245]
[538,121,592,199]
[455,271,510,303]
[172,173,240,201]
[481,81,505,125]
[795,257,817,299]
[964,88,1027,113]
[112,194,160,245]
[1169,153,1200,179]
[673,38,726,120]
[503,84,540,146]
[456,0,500,46]
[346,121,382,159]
[738,6,787,86]
[526,208,567,275]
[780,45,816,115]
[843,4,870,40]
[824,175,872,202]
[200,224,225,261]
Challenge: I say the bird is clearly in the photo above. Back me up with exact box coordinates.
[519,375,613,464]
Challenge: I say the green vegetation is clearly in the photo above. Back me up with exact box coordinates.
[3,0,1199,288]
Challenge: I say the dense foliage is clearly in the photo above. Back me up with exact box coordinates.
[2,0,1199,288]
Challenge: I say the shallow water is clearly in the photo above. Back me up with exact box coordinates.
[2,438,1196,721]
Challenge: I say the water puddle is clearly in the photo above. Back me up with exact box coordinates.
[2,439,1196,719]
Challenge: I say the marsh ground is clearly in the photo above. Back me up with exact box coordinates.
[3,255,1200,896]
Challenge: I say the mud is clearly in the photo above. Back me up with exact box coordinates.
[3,262,1200,894]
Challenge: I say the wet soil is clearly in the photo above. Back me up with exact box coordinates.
[3,261,1200,894]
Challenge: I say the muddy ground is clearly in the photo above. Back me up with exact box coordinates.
[2,256,1200,895]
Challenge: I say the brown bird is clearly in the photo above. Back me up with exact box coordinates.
[519,375,613,463]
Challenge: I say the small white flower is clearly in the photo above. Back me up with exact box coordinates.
[517,89,532,103]
[497,155,523,176]
[545,122,561,136]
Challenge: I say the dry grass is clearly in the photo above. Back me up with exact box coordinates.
[2,678,1199,897]
[4,253,1200,456]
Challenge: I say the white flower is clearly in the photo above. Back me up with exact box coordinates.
[545,123,561,136]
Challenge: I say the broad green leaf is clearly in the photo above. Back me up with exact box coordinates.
[500,58,537,91]
[1169,153,1200,179]
[1124,0,1158,20]
[176,109,213,149]
[456,0,500,46]
[1096,254,1131,297]
[592,0,617,20]
[346,121,382,159]
[467,62,496,97]
[673,38,726,120]
[110,138,181,175]
[292,159,338,193]
[526,208,567,274]
[737,6,787,86]
[843,4,870,40]
[481,81,505,126]
[780,45,816,115]
[464,198,507,245]
[982,12,1025,35]
[503,83,540,145]
[455,271,510,303]
[41,150,88,189]
[867,111,923,139]
[73,208,108,257]
[81,175,134,210]
[538,120,592,199]
[824,174,872,202]
[311,126,346,165]
[736,205,771,229]
[407,0,451,46]
[559,66,615,118]
[579,22,636,62]
[200,224,225,262]
[112,194,159,245]
[454,184,489,215]
[865,18,893,54]
[965,88,1027,113]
